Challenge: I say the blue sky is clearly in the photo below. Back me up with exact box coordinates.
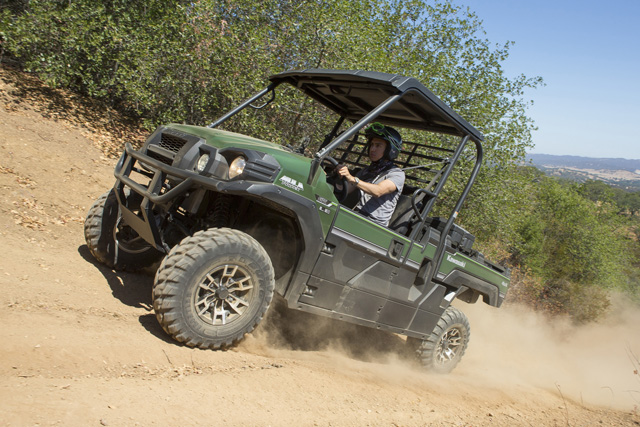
[466,0,640,160]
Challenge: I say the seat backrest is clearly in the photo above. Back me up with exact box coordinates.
[388,186,426,236]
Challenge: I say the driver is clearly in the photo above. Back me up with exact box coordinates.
[336,123,405,227]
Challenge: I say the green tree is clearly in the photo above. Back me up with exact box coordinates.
[511,176,632,321]
[523,178,627,286]
[579,179,615,204]
[2,0,540,162]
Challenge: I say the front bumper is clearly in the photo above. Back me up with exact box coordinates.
[113,142,278,251]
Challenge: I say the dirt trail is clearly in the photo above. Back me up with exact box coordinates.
[1,67,639,426]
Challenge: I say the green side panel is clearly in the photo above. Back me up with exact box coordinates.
[266,150,339,237]
[410,241,435,263]
[335,208,408,245]
[273,168,339,237]
[334,207,426,264]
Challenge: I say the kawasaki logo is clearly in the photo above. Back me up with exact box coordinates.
[279,176,303,192]
[446,254,466,268]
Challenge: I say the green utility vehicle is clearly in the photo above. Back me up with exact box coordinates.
[85,69,509,373]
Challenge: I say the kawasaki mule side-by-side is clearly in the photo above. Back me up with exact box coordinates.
[84,69,509,373]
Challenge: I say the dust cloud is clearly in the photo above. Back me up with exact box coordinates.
[246,295,640,412]
[461,296,640,411]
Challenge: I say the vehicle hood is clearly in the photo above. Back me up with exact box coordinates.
[166,124,309,163]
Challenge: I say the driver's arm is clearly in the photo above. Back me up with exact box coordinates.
[336,165,397,198]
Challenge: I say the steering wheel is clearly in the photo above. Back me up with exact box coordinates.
[321,156,349,203]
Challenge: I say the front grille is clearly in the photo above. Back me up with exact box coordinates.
[159,133,188,153]
[147,150,173,166]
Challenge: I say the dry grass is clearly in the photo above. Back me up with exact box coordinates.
[0,65,147,158]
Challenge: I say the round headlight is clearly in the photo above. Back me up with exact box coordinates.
[229,156,246,179]
[196,154,210,173]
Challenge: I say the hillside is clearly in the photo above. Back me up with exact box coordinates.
[1,66,640,426]
[527,153,640,190]
[528,154,640,172]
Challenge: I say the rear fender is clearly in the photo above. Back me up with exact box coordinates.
[439,270,503,307]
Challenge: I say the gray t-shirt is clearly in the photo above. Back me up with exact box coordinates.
[355,166,405,227]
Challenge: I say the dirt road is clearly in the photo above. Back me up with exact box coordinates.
[1,67,639,426]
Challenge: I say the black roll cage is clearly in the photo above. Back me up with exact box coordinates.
[206,69,484,288]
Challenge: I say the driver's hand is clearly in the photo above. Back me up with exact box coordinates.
[336,165,353,181]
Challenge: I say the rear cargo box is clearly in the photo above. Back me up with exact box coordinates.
[426,217,475,254]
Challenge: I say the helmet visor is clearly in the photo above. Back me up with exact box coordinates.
[366,122,401,148]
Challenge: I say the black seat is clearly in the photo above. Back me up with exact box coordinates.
[389,186,426,236]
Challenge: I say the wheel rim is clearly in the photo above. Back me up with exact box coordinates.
[193,264,255,326]
[435,326,463,365]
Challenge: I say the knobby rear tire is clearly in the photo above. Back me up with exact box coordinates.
[408,306,470,374]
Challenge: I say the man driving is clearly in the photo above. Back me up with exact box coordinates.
[336,123,405,227]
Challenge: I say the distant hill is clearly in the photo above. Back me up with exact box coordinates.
[527,154,640,172]
[526,154,640,191]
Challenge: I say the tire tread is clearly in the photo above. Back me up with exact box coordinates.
[152,228,275,350]
[411,306,470,374]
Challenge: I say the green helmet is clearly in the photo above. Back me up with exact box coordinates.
[365,122,403,160]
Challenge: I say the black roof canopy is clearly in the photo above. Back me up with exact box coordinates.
[269,69,484,142]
